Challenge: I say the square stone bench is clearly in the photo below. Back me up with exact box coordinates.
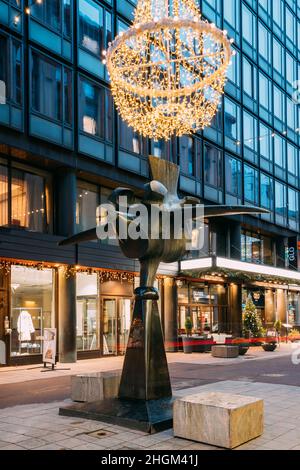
[174,392,264,449]
[71,370,122,403]
[212,345,239,358]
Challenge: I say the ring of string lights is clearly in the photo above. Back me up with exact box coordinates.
[105,0,234,141]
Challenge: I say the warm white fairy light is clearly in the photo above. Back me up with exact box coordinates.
[106,0,232,140]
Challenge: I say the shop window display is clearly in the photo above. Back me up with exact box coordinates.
[10,266,55,357]
[76,272,99,351]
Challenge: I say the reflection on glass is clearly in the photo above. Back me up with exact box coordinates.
[76,181,98,232]
[0,165,8,227]
[103,299,117,355]
[118,299,131,355]
[79,0,103,56]
[79,78,104,138]
[76,273,99,351]
[31,0,61,31]
[11,169,46,232]
[31,52,62,121]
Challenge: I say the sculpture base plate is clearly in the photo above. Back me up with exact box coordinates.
[59,397,174,434]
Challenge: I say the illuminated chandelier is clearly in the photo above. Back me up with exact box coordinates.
[105,0,233,141]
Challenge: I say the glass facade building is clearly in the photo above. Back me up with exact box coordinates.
[1,0,300,365]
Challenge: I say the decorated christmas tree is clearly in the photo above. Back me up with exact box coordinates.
[243,296,263,338]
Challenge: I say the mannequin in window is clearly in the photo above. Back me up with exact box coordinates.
[17,310,35,342]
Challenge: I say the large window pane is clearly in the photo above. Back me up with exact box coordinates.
[10,266,55,357]
[32,0,61,31]
[76,273,99,351]
[204,143,223,203]
[243,56,257,108]
[224,97,241,153]
[287,143,298,186]
[225,155,242,204]
[288,188,299,230]
[261,173,273,210]
[244,165,259,205]
[258,21,271,71]
[274,134,286,179]
[0,37,23,106]
[119,119,146,155]
[259,123,273,172]
[11,169,47,232]
[12,41,22,105]
[76,181,99,232]
[79,0,103,56]
[275,181,287,225]
[79,77,104,138]
[0,165,8,226]
[259,72,272,122]
[273,37,285,86]
[63,0,72,37]
[243,111,258,163]
[31,52,62,121]
[179,136,194,176]
[242,4,256,59]
[273,85,286,131]
[0,35,8,103]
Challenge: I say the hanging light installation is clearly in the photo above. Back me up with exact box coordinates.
[105,0,233,141]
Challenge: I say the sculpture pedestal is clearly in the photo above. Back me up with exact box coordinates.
[71,370,122,402]
[59,287,173,433]
[59,397,174,434]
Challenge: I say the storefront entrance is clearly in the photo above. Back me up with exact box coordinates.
[102,297,132,356]
[177,282,228,334]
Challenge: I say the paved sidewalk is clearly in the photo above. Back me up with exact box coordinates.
[0,380,300,450]
[0,343,295,385]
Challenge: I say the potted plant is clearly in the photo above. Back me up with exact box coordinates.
[261,328,278,352]
[243,296,264,346]
[288,328,300,343]
[235,338,250,355]
[182,317,193,353]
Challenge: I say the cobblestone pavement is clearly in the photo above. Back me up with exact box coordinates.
[0,381,300,450]
[0,344,299,450]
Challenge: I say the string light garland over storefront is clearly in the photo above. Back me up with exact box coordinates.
[0,259,135,283]
[105,0,233,140]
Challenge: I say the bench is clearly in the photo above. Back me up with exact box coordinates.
[71,370,122,403]
[174,392,264,449]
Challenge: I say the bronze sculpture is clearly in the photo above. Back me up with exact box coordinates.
[59,156,268,430]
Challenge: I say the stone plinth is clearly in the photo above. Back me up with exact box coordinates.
[71,370,122,403]
[174,392,264,449]
[211,345,239,358]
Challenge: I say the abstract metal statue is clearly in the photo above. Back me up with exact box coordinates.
[60,156,268,407]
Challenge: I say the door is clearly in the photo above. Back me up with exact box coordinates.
[118,298,131,355]
[76,296,98,351]
[102,298,117,355]
[102,297,132,356]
